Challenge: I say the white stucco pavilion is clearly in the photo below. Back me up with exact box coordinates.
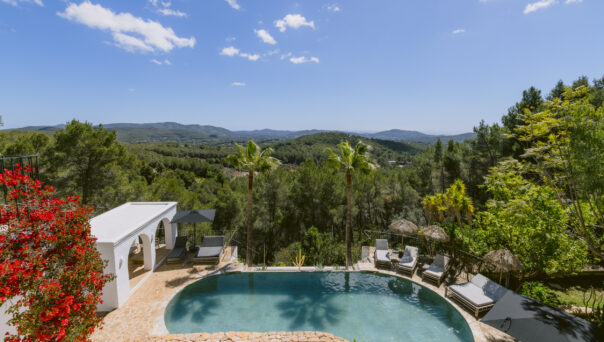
[90,202,179,311]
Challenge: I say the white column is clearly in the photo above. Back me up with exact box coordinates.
[141,234,155,271]
[166,222,178,249]
[96,242,120,310]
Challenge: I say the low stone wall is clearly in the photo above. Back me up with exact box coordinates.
[129,331,347,342]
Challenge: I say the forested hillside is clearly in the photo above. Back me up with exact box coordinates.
[1,76,602,301]
[13,122,473,145]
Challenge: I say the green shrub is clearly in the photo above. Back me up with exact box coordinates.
[272,227,363,267]
[520,281,560,307]
[273,242,302,266]
[303,226,346,266]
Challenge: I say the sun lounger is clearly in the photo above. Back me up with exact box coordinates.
[166,236,188,264]
[422,254,449,286]
[192,236,224,264]
[445,273,508,318]
[396,246,419,276]
[374,239,391,269]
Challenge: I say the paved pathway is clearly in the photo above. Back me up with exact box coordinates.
[129,331,346,342]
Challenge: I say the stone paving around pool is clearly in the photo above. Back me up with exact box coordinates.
[91,246,516,342]
[129,331,347,342]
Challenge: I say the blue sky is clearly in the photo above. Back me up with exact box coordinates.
[1,0,602,133]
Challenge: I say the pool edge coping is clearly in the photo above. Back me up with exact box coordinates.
[159,266,480,342]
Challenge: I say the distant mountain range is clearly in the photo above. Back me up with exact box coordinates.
[12,122,475,145]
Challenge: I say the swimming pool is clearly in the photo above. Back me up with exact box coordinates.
[164,271,474,342]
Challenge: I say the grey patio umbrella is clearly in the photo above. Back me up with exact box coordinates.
[484,248,523,285]
[482,291,604,342]
[421,225,450,242]
[389,219,418,245]
[171,209,216,224]
[171,209,216,246]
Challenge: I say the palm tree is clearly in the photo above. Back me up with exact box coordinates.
[226,141,280,267]
[325,141,376,269]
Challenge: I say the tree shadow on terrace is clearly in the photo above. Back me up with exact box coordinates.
[518,299,604,341]
[163,263,234,288]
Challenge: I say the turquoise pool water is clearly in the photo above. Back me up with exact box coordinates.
[164,272,474,342]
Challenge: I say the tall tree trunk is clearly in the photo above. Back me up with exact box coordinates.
[457,215,463,250]
[82,183,88,205]
[346,171,352,269]
[247,171,254,267]
[467,214,473,251]
[441,163,445,193]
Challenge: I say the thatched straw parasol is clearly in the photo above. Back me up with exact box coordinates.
[389,219,419,245]
[421,225,450,242]
[483,248,523,285]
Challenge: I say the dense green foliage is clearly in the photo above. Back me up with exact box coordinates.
[519,281,561,307]
[1,75,602,285]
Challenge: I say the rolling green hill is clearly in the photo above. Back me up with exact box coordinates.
[126,131,422,171]
[10,122,473,145]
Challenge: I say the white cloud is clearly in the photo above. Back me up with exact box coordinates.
[232,82,245,87]
[326,4,341,12]
[148,0,187,18]
[289,56,319,64]
[113,32,154,52]
[275,14,315,32]
[220,46,240,56]
[226,36,236,42]
[225,0,240,10]
[158,8,187,17]
[565,0,582,3]
[452,28,466,34]
[524,0,557,14]
[58,2,195,53]
[264,48,280,56]
[254,29,277,45]
[240,52,260,61]
[128,88,136,92]
[220,46,259,61]
[280,52,292,60]
[2,0,43,7]
[150,58,170,65]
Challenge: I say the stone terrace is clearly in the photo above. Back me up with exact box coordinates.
[92,246,515,342]
[130,331,346,342]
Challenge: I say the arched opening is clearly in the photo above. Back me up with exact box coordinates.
[126,219,172,291]
[153,218,173,265]
[127,233,153,290]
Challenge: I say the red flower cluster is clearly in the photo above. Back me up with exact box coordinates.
[0,166,112,341]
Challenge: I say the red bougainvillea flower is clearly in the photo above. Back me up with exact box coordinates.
[0,165,112,342]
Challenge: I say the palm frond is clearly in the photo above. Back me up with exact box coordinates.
[226,140,280,173]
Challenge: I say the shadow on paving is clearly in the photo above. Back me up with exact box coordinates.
[163,263,232,288]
